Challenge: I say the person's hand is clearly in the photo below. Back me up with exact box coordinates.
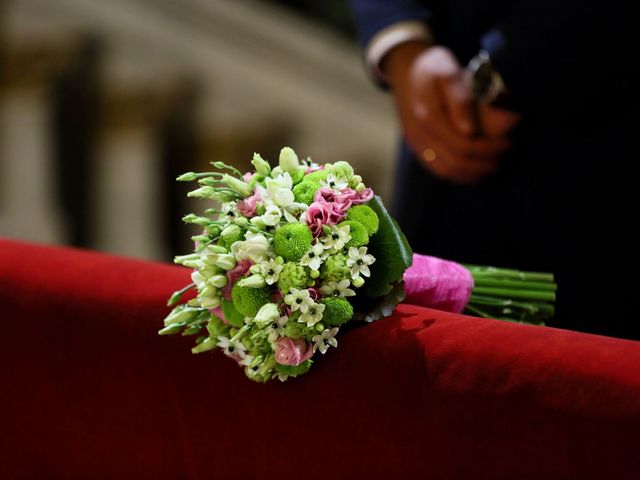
[384,42,516,183]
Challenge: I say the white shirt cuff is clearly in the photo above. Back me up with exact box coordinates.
[366,21,434,84]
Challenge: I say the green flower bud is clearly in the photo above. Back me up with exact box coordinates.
[273,223,313,262]
[338,220,369,247]
[277,262,309,294]
[221,299,245,328]
[279,146,299,172]
[222,174,252,197]
[187,186,216,198]
[176,172,198,181]
[352,276,365,288]
[231,283,271,317]
[309,269,320,279]
[157,322,186,335]
[174,253,200,268]
[205,224,221,237]
[319,253,350,283]
[345,205,379,235]
[320,297,353,326]
[355,183,366,193]
[191,336,217,354]
[292,180,320,205]
[329,161,354,180]
[251,153,272,176]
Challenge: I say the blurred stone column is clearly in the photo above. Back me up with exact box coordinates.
[92,82,179,260]
[0,37,77,243]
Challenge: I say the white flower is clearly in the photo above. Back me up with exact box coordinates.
[300,243,326,271]
[219,201,239,220]
[222,174,252,197]
[260,203,283,226]
[319,279,355,298]
[216,336,247,358]
[267,315,289,343]
[257,258,283,285]
[282,201,308,223]
[284,288,314,313]
[239,354,255,367]
[253,303,280,328]
[320,224,351,251]
[231,232,271,264]
[312,327,339,354]
[298,302,325,327]
[320,173,348,191]
[265,173,294,207]
[347,246,375,278]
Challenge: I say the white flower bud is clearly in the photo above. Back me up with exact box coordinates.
[208,253,236,270]
[208,274,228,289]
[278,146,299,172]
[237,274,267,288]
[253,303,280,327]
[222,174,252,197]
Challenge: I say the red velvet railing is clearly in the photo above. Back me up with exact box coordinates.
[1,238,639,479]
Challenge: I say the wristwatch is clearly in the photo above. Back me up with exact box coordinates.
[467,49,506,105]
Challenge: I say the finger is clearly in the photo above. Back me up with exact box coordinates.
[438,72,477,136]
[416,134,500,183]
[478,104,522,138]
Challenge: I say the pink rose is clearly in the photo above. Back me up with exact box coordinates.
[222,259,252,300]
[236,187,262,218]
[274,337,314,366]
[306,201,345,236]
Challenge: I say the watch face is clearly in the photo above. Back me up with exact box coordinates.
[472,61,494,99]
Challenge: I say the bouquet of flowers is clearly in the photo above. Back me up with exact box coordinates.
[160,147,556,382]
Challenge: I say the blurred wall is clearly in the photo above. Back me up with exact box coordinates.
[0,0,396,260]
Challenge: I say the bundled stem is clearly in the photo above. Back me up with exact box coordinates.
[464,265,557,325]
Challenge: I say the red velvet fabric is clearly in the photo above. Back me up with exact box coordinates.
[1,238,639,479]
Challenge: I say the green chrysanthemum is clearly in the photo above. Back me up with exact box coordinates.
[276,359,313,378]
[338,220,369,248]
[283,316,317,338]
[218,228,244,251]
[319,253,350,283]
[292,180,320,205]
[346,205,379,235]
[304,169,330,182]
[221,298,245,328]
[320,297,353,326]
[273,223,313,262]
[231,283,271,317]
[277,262,309,294]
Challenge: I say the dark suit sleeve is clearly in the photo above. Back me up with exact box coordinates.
[348,0,432,48]
[486,0,629,112]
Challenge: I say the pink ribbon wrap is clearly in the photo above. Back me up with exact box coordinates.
[403,253,474,314]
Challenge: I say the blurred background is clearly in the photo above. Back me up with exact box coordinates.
[0,0,396,261]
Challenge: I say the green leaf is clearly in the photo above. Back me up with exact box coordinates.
[360,196,413,298]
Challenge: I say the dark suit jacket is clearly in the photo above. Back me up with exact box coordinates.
[349,0,637,339]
